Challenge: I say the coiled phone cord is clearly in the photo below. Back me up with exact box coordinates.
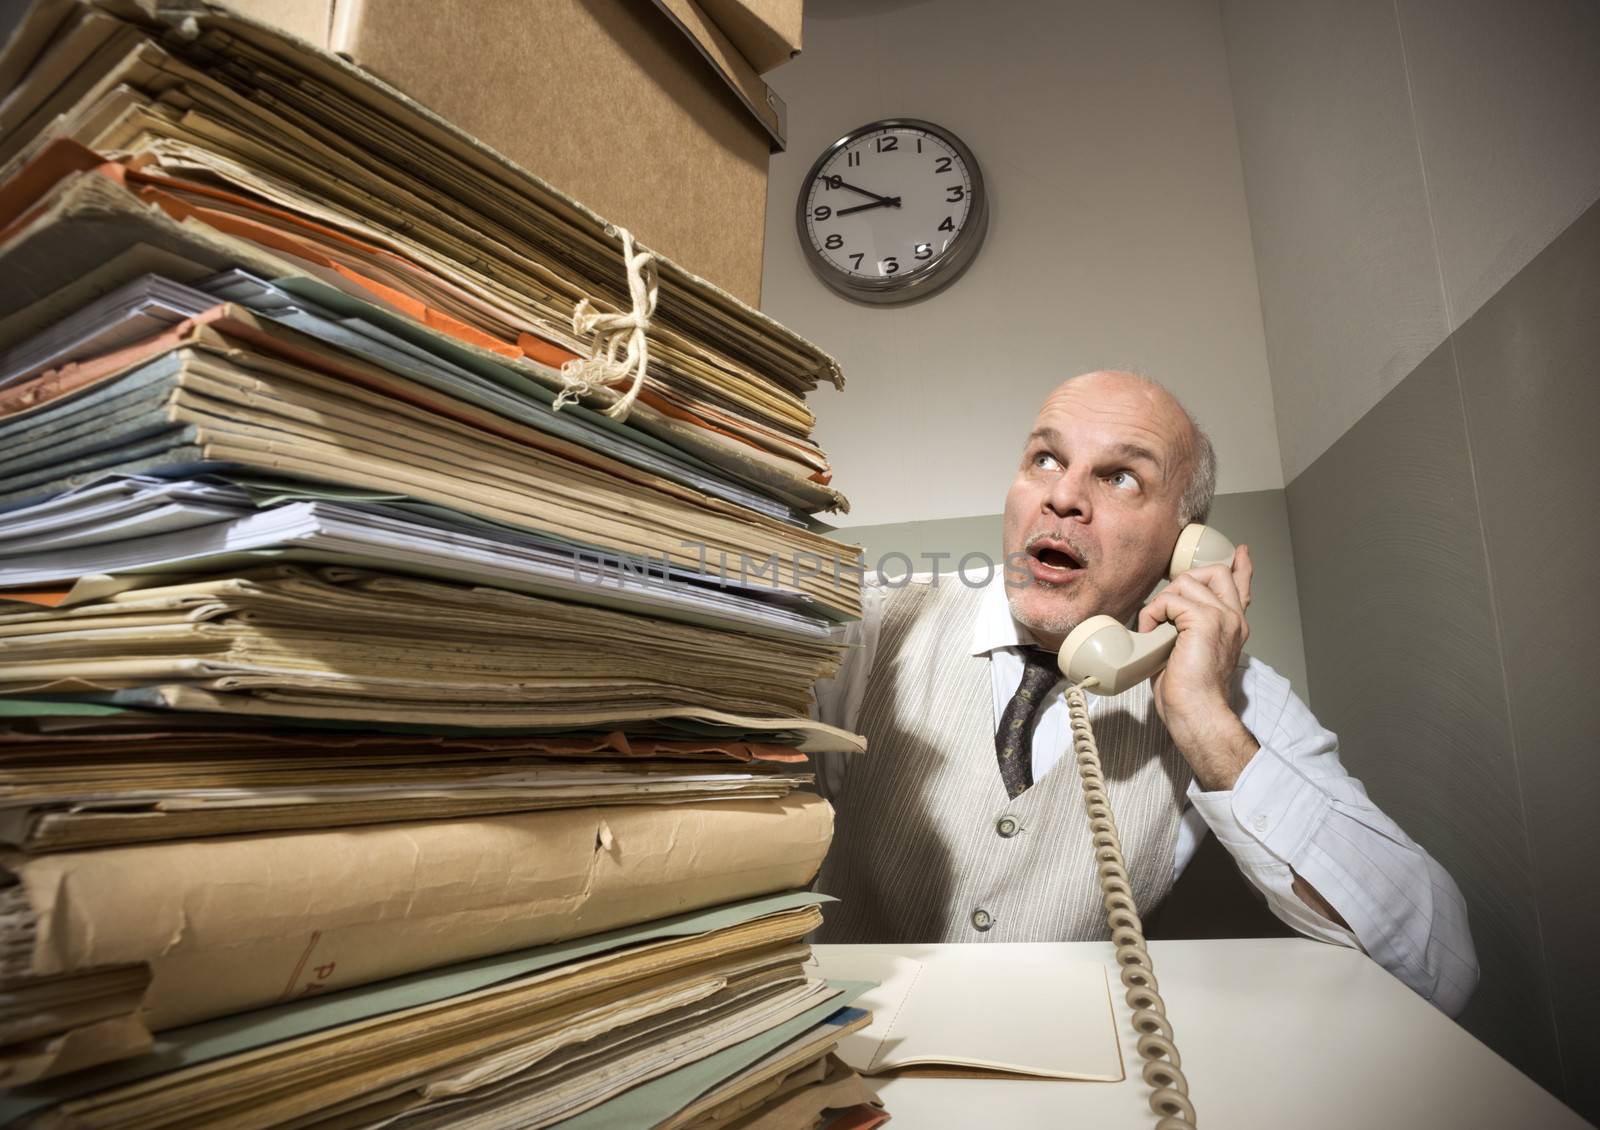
[1067,681,1198,1129]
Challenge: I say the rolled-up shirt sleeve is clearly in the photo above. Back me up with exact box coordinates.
[1187,661,1480,1017]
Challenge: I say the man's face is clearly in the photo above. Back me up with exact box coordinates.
[1001,373,1192,648]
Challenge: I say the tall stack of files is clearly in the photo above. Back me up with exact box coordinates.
[0,2,887,1127]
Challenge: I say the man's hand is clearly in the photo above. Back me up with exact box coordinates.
[1139,543,1258,790]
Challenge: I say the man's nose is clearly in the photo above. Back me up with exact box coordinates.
[1045,467,1091,520]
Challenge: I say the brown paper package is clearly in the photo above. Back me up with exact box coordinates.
[2,792,833,1031]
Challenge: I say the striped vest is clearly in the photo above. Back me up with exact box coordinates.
[815,576,1193,943]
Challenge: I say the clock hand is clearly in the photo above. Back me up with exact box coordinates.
[829,178,897,203]
[836,197,902,216]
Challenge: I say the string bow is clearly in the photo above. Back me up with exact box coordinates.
[554,226,659,421]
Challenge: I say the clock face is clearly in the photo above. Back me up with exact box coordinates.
[796,119,988,303]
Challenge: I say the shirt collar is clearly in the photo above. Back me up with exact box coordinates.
[969,568,1041,657]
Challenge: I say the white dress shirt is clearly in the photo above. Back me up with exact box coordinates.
[813,571,1479,1016]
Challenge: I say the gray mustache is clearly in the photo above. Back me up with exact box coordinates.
[1023,531,1089,565]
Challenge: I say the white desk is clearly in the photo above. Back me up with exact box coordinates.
[811,938,1590,1130]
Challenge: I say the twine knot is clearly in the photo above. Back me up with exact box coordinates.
[553,226,659,421]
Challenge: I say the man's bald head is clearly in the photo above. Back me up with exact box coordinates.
[1045,371,1216,526]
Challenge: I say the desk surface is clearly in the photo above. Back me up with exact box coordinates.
[811,938,1589,1130]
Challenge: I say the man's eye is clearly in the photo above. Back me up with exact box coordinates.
[1106,470,1139,490]
[1032,451,1059,470]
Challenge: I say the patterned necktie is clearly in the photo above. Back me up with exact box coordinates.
[994,648,1062,799]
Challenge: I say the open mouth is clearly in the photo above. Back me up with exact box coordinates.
[1031,545,1082,570]
[1026,540,1085,582]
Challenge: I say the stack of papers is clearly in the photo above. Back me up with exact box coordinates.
[1,795,835,1070]
[0,893,885,1129]
[0,3,848,513]
[0,2,879,1125]
[0,749,815,852]
[0,295,860,618]
[0,274,214,387]
[0,566,851,732]
[0,474,837,640]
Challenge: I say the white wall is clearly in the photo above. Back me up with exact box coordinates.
[1223,0,1600,481]
[762,0,1282,528]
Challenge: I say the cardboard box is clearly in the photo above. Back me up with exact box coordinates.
[222,0,792,306]
[699,0,803,73]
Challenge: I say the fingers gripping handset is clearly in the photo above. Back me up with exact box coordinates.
[1057,524,1236,694]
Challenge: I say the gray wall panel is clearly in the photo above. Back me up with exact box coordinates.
[1285,343,1561,1089]
[1394,0,1600,327]
[1221,0,1449,480]
[1453,197,1600,1113]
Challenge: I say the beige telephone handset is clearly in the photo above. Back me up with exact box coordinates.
[1059,523,1238,694]
[1052,524,1234,1129]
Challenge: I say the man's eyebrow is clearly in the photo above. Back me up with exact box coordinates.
[1024,425,1164,473]
[1106,442,1162,469]
[1027,431,1163,470]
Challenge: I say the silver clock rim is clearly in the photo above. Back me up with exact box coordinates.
[795,117,988,305]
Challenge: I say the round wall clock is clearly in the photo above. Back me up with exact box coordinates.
[795,118,989,304]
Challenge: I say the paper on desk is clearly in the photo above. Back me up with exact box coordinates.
[811,947,1124,1081]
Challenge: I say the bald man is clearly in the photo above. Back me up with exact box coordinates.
[811,372,1478,1016]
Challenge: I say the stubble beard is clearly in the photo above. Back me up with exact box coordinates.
[1006,528,1094,640]
[1007,584,1085,642]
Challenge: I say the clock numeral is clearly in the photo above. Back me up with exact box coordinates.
[849,253,864,270]
[916,137,923,153]
[938,216,956,232]
[935,156,953,173]
[825,233,844,250]
[846,150,861,167]
[914,243,933,261]
[876,135,899,152]
[813,205,832,221]
[822,175,842,190]
[946,185,966,202]
[881,256,900,275]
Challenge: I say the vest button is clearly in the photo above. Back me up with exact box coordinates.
[996,815,1020,838]
[971,908,994,932]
